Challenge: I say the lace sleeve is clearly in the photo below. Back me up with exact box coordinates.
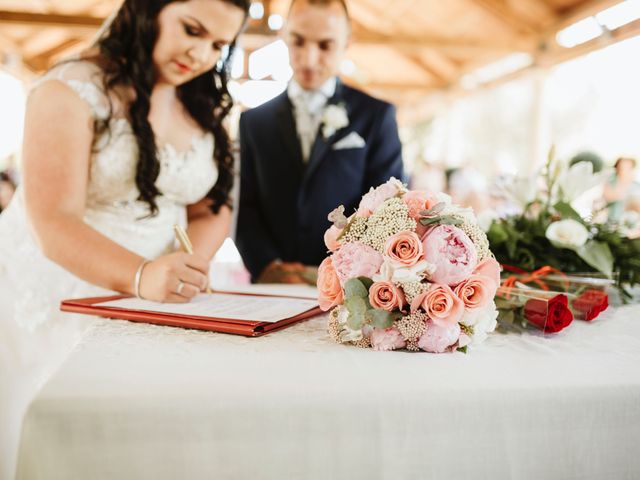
[32,60,111,121]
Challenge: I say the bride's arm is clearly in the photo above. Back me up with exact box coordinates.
[22,81,208,302]
[186,200,232,259]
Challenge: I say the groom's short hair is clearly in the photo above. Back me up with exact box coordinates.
[287,0,350,22]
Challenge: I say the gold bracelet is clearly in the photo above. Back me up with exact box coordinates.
[134,259,150,299]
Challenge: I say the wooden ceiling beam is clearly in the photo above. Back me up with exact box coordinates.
[24,38,86,71]
[545,0,625,34]
[0,10,103,29]
[398,51,454,88]
[469,0,539,34]
[538,17,640,67]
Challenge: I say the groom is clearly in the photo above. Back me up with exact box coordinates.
[236,0,404,283]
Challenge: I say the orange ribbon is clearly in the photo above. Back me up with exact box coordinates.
[500,265,570,299]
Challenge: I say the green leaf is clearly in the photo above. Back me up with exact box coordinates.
[419,202,446,217]
[553,202,584,223]
[344,278,368,299]
[368,309,395,329]
[576,241,614,277]
[487,222,509,244]
[347,311,365,330]
[457,346,468,354]
[345,296,367,315]
[357,276,374,290]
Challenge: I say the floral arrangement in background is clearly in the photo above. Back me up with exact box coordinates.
[487,149,640,301]
[317,178,501,353]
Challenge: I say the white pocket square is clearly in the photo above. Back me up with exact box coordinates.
[332,131,366,150]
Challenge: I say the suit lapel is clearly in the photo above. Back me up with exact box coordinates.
[303,80,346,185]
[275,93,304,175]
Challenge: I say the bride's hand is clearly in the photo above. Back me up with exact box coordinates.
[138,252,210,303]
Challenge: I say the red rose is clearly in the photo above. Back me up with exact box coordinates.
[572,289,609,321]
[524,294,573,333]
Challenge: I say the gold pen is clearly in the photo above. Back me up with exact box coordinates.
[173,224,213,294]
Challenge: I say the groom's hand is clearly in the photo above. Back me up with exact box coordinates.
[258,260,312,284]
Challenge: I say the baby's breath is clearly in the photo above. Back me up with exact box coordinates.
[400,281,428,304]
[359,198,416,252]
[395,311,428,343]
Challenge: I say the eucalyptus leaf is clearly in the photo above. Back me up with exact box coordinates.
[345,296,367,315]
[576,241,614,277]
[347,311,365,330]
[420,202,446,217]
[344,278,368,299]
[368,308,395,329]
[357,276,374,290]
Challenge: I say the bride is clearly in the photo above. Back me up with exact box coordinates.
[0,0,249,477]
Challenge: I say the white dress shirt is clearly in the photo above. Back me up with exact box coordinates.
[287,77,337,162]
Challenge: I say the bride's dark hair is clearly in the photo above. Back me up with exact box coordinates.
[94,0,249,216]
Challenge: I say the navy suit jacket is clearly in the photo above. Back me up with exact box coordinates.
[236,80,404,281]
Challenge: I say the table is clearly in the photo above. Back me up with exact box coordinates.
[16,306,640,479]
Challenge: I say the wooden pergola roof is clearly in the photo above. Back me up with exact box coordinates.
[0,0,638,108]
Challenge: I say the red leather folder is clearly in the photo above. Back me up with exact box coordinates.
[61,295,323,337]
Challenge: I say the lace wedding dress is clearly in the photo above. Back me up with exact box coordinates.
[0,60,218,480]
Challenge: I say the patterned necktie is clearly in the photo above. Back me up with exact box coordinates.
[292,91,328,163]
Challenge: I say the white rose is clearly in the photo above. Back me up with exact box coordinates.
[321,104,349,138]
[545,219,589,248]
[463,304,498,344]
[373,259,435,284]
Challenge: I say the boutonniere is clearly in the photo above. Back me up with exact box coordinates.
[321,103,349,139]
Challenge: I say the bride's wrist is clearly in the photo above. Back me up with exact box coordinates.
[134,258,151,299]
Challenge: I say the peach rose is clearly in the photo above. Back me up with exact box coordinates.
[418,283,464,326]
[473,258,501,288]
[317,257,344,311]
[454,275,495,311]
[402,190,438,220]
[369,281,406,312]
[384,231,423,268]
[324,225,342,252]
[422,225,477,286]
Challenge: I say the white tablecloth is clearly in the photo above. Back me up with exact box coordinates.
[16,306,640,480]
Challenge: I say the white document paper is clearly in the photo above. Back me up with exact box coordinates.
[97,293,318,323]
[215,284,318,300]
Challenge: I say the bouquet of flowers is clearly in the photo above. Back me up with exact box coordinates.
[317,178,501,353]
[487,149,640,300]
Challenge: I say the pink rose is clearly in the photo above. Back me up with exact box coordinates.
[324,225,342,252]
[384,231,423,268]
[454,275,495,311]
[369,281,406,312]
[317,257,344,311]
[331,242,384,285]
[357,178,403,217]
[370,327,406,351]
[422,225,477,286]
[417,320,461,353]
[414,283,464,326]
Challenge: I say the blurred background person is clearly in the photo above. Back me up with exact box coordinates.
[603,156,640,222]
[0,171,16,213]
